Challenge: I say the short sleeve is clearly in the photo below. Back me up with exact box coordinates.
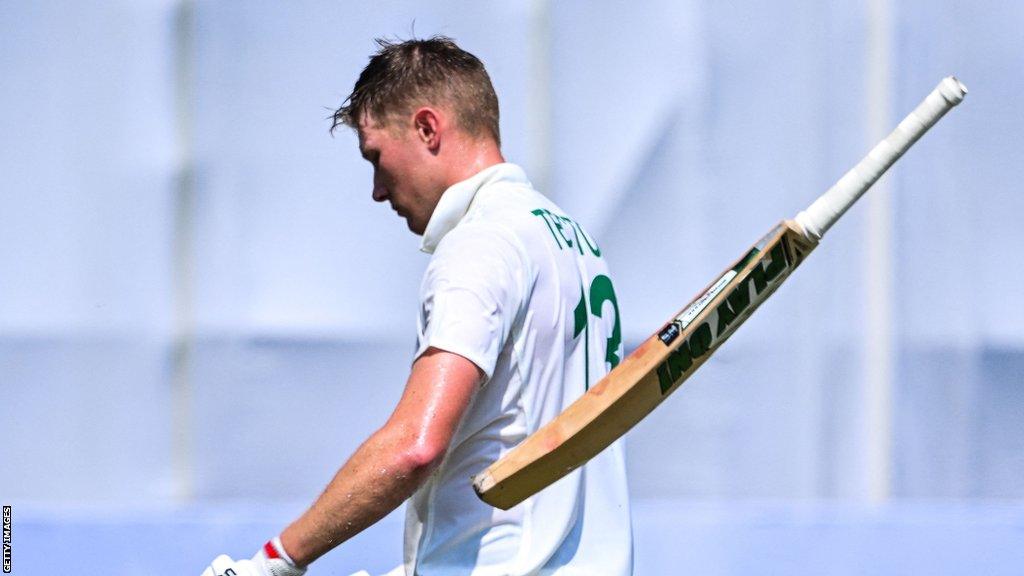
[415,224,528,380]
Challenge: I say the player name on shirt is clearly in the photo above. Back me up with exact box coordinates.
[532,208,602,257]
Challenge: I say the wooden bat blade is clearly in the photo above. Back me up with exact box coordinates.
[473,77,964,510]
[473,222,817,510]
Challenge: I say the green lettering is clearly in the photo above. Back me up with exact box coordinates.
[667,343,693,381]
[553,216,574,249]
[763,243,787,281]
[576,221,602,257]
[715,298,736,337]
[749,263,767,294]
[689,323,713,358]
[657,363,673,394]
[573,284,587,338]
[590,275,622,370]
[660,322,713,395]
[531,209,603,258]
[727,276,752,314]
[560,215,583,255]
[531,209,563,249]
[573,275,622,390]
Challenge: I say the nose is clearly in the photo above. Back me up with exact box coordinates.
[371,171,388,202]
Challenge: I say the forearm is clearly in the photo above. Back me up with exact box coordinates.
[277,349,481,568]
[280,426,436,566]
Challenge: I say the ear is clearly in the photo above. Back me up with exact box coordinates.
[413,108,441,152]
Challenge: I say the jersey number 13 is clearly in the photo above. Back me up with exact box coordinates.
[573,274,621,390]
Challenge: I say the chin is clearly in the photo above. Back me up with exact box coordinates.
[406,217,425,236]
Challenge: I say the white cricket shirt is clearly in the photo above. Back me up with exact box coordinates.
[405,163,633,575]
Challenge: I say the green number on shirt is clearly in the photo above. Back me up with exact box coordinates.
[573,274,622,390]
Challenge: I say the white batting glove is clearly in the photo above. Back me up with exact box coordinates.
[200,538,307,576]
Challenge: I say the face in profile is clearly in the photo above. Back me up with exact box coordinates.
[357,114,439,235]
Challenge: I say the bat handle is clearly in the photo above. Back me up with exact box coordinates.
[794,76,967,241]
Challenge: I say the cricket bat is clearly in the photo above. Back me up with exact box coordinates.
[472,76,967,510]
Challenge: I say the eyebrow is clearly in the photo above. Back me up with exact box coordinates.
[360,147,377,162]
[356,130,367,158]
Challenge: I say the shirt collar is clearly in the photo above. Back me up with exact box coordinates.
[419,162,531,254]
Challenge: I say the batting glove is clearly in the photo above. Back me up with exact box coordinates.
[200,538,307,576]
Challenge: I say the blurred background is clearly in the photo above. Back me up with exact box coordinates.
[2,1,1022,574]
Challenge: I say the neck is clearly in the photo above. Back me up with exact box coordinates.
[443,136,505,188]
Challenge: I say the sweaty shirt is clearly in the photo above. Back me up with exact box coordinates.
[404,163,632,575]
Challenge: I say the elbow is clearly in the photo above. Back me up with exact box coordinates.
[398,441,448,479]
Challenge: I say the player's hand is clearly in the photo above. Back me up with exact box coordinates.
[200,539,307,576]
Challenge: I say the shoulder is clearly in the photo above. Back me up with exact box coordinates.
[424,220,530,296]
[430,220,528,286]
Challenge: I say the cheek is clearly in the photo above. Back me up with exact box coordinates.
[373,159,395,188]
[380,156,412,189]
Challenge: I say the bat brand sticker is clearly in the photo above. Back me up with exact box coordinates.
[680,270,736,328]
[656,239,791,394]
[658,321,682,345]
